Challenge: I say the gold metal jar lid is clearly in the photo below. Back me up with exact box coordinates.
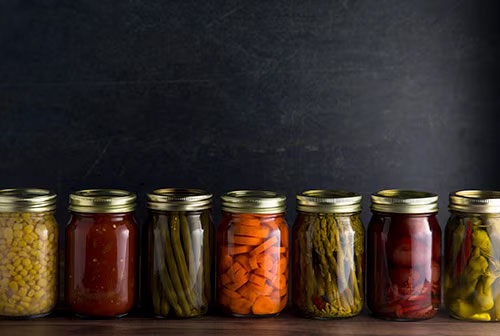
[221,190,286,214]
[0,188,57,212]
[371,189,438,214]
[147,188,212,211]
[297,190,362,213]
[449,190,500,214]
[69,189,136,213]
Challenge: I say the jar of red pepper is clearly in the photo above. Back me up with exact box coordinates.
[65,189,138,318]
[367,189,441,321]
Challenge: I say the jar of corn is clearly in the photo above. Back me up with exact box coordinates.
[0,189,58,318]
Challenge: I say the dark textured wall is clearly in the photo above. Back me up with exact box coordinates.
[1,0,500,228]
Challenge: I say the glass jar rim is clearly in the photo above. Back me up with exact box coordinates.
[296,190,362,213]
[147,188,212,211]
[0,188,57,212]
[221,190,286,214]
[69,189,136,213]
[449,190,500,214]
[371,189,438,214]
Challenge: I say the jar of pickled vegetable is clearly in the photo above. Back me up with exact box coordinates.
[0,189,58,318]
[367,189,441,321]
[65,189,138,318]
[217,190,289,317]
[146,188,214,318]
[444,190,500,321]
[293,190,364,319]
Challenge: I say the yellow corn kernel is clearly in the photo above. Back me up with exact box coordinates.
[22,258,31,267]
[13,230,22,239]
[11,294,21,301]
[33,264,41,271]
[12,258,21,267]
[27,289,34,297]
[14,275,21,281]
[33,285,40,291]
[8,281,18,292]
[34,290,43,299]
[24,264,32,271]
[4,228,13,241]
[19,269,28,276]
[18,287,27,297]
[13,223,22,231]
[20,300,30,309]
[18,241,27,248]
[6,264,14,271]
[7,252,15,260]
[21,296,31,303]
[33,241,42,249]
[23,225,34,234]
[15,265,23,272]
[38,278,47,287]
[18,279,26,287]
[23,234,34,244]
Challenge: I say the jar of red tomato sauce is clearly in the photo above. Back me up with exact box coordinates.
[217,190,289,317]
[367,189,441,321]
[65,189,138,318]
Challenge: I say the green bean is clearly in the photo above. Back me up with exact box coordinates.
[201,211,212,305]
[161,214,192,315]
[152,215,183,316]
[186,213,203,308]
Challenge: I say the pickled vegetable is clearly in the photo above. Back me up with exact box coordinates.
[148,210,213,318]
[367,212,441,320]
[217,213,289,316]
[0,212,58,317]
[292,212,364,318]
[445,215,500,321]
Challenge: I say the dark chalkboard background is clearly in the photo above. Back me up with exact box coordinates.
[1,0,500,230]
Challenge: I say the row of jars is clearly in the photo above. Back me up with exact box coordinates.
[0,188,499,322]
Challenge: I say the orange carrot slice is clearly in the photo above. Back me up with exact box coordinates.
[222,287,242,299]
[228,245,252,255]
[249,254,259,270]
[226,276,248,291]
[249,282,274,296]
[252,296,279,315]
[238,284,258,305]
[249,274,267,287]
[234,225,270,238]
[235,216,261,227]
[254,268,276,281]
[221,273,232,286]
[235,255,251,272]
[230,236,264,246]
[251,236,278,256]
[257,254,274,271]
[230,298,252,315]
[278,257,287,274]
[279,284,288,297]
[261,219,278,230]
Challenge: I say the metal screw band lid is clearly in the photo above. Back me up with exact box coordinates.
[297,190,362,213]
[0,188,57,212]
[69,189,136,213]
[371,189,438,214]
[221,190,286,214]
[147,188,212,211]
[449,190,500,214]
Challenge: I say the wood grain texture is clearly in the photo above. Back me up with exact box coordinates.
[0,311,498,336]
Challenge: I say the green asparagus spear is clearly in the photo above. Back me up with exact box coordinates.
[149,222,162,315]
[170,212,197,311]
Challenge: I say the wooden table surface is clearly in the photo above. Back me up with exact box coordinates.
[1,309,498,336]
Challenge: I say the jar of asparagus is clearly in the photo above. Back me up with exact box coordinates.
[217,190,289,317]
[292,190,364,319]
[445,190,500,321]
[146,188,214,318]
[0,189,58,318]
[367,190,441,321]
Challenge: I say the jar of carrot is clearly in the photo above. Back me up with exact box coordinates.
[216,190,289,317]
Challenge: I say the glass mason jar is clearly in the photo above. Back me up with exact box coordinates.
[0,189,58,318]
[445,190,500,321]
[293,190,364,319]
[217,190,289,317]
[146,188,214,318]
[367,190,441,321]
[65,189,138,318]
